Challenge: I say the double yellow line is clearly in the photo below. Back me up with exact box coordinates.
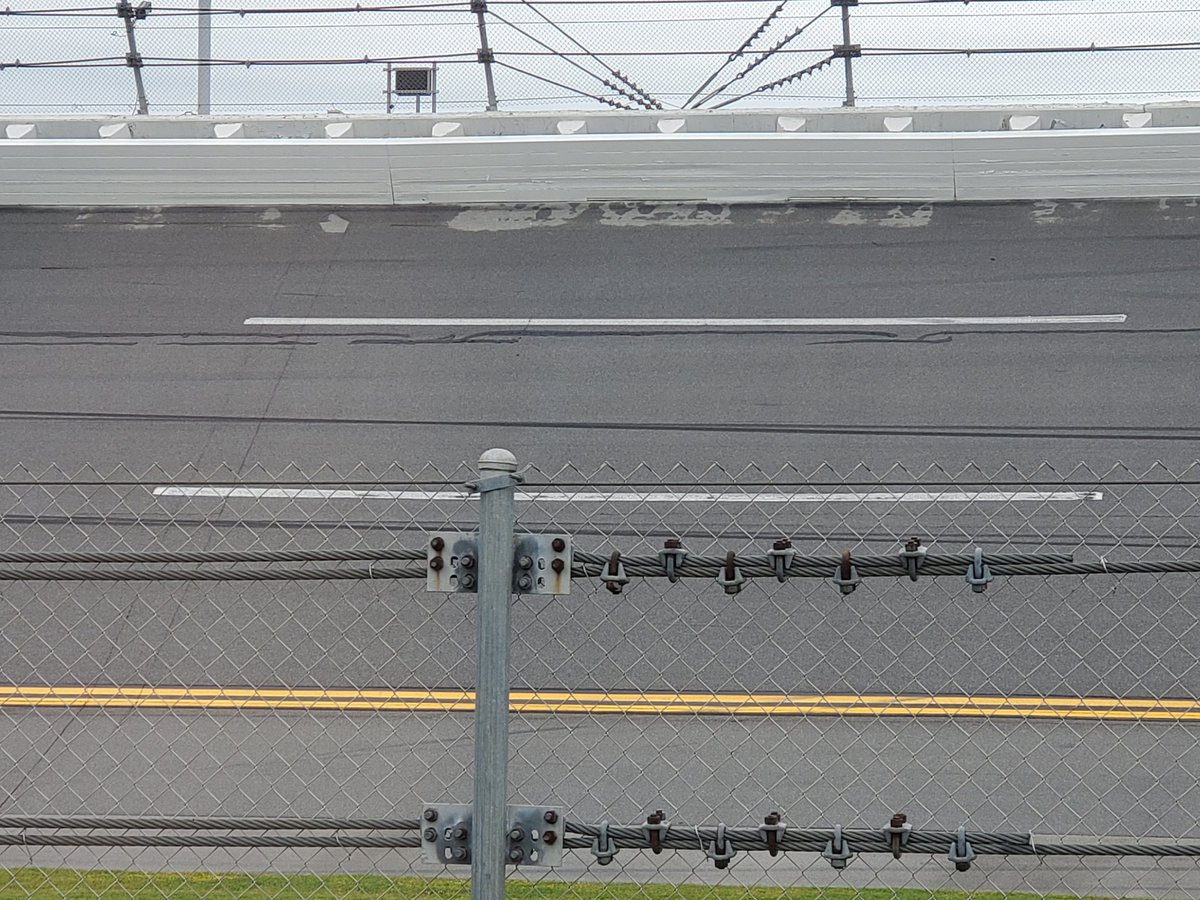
[1,686,1197,721]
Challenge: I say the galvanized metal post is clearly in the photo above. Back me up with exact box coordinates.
[471,0,499,111]
[117,0,150,115]
[197,0,211,114]
[838,0,857,107]
[471,448,517,900]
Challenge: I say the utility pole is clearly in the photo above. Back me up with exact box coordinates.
[197,0,211,114]
[117,0,151,115]
[472,0,499,111]
[833,0,858,107]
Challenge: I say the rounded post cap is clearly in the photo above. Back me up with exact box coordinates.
[478,448,518,472]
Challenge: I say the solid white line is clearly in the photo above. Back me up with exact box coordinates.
[152,487,1103,503]
[243,316,1127,328]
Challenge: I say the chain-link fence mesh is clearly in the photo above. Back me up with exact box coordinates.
[0,459,1197,897]
[0,463,479,893]
[3,0,1199,114]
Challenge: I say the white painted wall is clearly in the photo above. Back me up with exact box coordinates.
[2,128,1198,206]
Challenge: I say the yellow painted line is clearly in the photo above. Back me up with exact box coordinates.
[0,687,1196,721]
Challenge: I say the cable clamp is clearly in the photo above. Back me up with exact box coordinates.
[948,826,976,872]
[590,821,617,866]
[832,549,860,596]
[659,541,687,583]
[822,824,854,870]
[883,813,911,859]
[768,539,795,582]
[900,537,926,582]
[965,547,993,593]
[759,811,786,857]
[643,810,669,855]
[716,551,746,596]
[706,822,736,869]
[465,472,523,495]
[602,551,629,595]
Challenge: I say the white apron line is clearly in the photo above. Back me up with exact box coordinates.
[243,315,1127,328]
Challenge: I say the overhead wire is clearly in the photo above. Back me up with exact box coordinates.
[510,0,660,106]
[487,8,654,107]
[707,51,834,107]
[691,4,832,107]
[682,0,789,107]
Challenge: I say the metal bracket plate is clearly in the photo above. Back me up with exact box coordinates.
[420,804,563,867]
[420,803,473,866]
[426,533,479,593]
[507,805,564,867]
[513,534,571,595]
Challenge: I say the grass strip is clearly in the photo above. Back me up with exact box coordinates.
[0,869,1119,900]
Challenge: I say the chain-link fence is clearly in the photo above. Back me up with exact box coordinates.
[0,457,1198,897]
[3,0,1199,115]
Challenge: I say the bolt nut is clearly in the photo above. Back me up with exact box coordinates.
[429,557,444,571]
[430,537,445,552]
[423,827,438,842]
[423,808,438,822]
[890,813,907,829]
[461,555,475,569]
[551,538,566,553]
[516,574,533,591]
[518,555,533,569]
[543,810,558,824]
[509,827,526,842]
[452,826,469,841]
[664,538,683,550]
[508,847,525,863]
[773,539,792,551]
[452,847,470,862]
[461,573,476,590]
[543,830,557,845]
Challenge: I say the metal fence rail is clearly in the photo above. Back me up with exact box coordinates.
[0,457,1197,898]
[2,0,1199,114]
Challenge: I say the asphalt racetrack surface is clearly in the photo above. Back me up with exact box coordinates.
[0,200,1197,894]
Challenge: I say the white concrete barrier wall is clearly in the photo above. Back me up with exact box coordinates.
[2,129,1198,206]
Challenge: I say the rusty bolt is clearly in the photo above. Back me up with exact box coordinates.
[551,538,566,553]
[890,813,907,829]
[423,808,438,822]
[905,536,922,553]
[551,558,565,574]
[431,537,445,552]
[764,811,780,826]
[423,827,438,842]
[543,810,558,825]
[543,830,557,845]
[772,539,792,551]
[429,557,444,571]
[664,538,683,550]
[461,555,475,569]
